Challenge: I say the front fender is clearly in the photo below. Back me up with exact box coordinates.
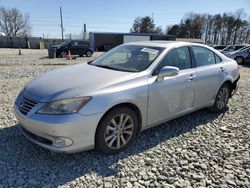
[78,86,148,129]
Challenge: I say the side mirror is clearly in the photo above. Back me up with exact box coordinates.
[157,66,179,81]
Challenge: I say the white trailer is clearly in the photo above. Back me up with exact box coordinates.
[123,35,150,43]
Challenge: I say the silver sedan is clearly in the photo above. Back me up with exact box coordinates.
[14,41,240,154]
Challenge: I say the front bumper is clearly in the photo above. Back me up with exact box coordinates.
[14,104,104,153]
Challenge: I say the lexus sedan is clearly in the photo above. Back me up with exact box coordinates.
[14,41,240,154]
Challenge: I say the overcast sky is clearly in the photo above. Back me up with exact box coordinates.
[0,0,250,38]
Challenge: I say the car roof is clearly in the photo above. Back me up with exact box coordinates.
[124,41,200,48]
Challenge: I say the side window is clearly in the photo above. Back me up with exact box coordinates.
[71,41,78,46]
[78,41,84,45]
[214,54,222,64]
[79,41,90,46]
[192,46,216,67]
[154,46,191,75]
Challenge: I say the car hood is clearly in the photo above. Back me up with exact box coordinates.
[51,45,61,49]
[23,64,139,102]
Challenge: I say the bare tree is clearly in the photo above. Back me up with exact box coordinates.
[0,7,31,36]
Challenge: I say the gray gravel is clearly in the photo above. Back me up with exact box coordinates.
[0,49,250,188]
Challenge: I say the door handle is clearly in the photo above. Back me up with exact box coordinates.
[220,67,225,72]
[187,74,196,81]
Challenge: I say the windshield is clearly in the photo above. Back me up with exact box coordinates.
[90,45,163,72]
[223,45,235,51]
[238,46,250,52]
[60,40,70,46]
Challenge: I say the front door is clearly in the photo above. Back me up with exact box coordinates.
[147,46,195,125]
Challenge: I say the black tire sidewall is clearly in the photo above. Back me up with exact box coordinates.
[95,107,139,154]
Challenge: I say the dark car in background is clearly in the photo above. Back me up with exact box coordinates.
[213,45,228,50]
[51,40,94,58]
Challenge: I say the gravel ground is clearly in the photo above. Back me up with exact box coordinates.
[0,49,249,188]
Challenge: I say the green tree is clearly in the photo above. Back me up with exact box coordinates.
[166,24,180,35]
[130,16,162,34]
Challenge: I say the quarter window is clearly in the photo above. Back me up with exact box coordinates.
[154,46,191,75]
[214,54,222,63]
[71,41,78,46]
[192,46,216,67]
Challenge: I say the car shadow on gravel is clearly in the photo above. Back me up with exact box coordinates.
[0,108,228,187]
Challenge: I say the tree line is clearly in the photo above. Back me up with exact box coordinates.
[1,5,249,45]
[131,9,250,45]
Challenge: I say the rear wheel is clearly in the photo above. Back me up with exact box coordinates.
[86,50,92,57]
[235,56,244,64]
[209,84,230,112]
[95,107,138,154]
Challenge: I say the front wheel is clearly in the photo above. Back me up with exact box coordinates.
[95,107,138,154]
[209,84,230,112]
[60,51,67,58]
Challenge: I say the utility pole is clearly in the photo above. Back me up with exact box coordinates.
[83,23,87,40]
[205,16,209,44]
[60,6,64,42]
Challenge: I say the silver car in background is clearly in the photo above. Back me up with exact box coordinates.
[14,41,240,154]
[227,46,250,64]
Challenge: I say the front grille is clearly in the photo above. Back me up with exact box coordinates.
[18,95,38,115]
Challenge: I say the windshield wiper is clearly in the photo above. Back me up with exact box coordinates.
[90,63,138,72]
[91,64,122,71]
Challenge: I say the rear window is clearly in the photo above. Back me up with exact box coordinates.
[79,41,91,46]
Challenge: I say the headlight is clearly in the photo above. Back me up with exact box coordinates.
[37,97,92,114]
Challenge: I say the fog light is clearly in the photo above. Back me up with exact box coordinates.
[53,137,73,147]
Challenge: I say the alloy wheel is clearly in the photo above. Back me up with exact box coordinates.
[235,57,243,64]
[86,51,92,57]
[61,51,67,58]
[216,87,229,110]
[104,114,134,150]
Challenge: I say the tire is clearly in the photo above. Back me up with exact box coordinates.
[235,56,244,64]
[95,107,139,154]
[60,51,67,58]
[209,83,230,112]
[86,50,92,57]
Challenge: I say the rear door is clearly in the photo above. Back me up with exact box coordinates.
[190,46,225,107]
